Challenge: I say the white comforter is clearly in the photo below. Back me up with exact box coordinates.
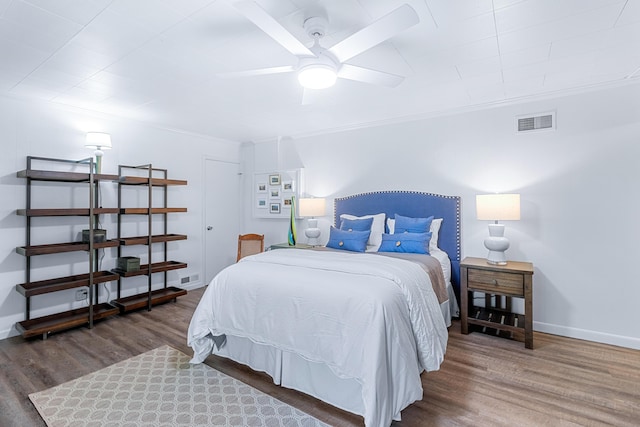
[188,249,448,427]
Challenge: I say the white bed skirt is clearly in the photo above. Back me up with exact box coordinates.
[214,294,458,420]
[218,334,366,415]
[444,283,460,326]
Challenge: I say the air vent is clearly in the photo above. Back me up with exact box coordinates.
[517,112,555,132]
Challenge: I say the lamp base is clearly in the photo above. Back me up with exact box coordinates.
[94,152,103,174]
[485,254,508,266]
[484,223,509,265]
[304,218,321,246]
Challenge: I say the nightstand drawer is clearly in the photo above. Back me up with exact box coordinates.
[468,269,524,296]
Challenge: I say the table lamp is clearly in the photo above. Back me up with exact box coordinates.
[298,197,326,246]
[476,193,520,265]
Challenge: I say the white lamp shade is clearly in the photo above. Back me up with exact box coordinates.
[476,194,521,221]
[298,198,326,217]
[85,132,112,149]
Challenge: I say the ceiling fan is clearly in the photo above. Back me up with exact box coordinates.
[220,1,420,90]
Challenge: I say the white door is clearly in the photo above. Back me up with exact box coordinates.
[204,158,240,286]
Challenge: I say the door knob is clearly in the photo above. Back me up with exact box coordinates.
[207,226,213,231]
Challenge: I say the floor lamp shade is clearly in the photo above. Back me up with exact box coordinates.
[299,198,326,246]
[85,132,112,150]
[476,194,520,265]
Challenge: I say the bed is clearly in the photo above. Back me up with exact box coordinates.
[188,191,461,427]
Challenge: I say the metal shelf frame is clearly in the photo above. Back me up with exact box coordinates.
[15,156,119,338]
[112,164,188,312]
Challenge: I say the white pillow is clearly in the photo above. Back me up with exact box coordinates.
[387,217,443,251]
[429,218,442,252]
[340,213,385,251]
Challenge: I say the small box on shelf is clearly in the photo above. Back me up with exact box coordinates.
[116,256,140,272]
[81,229,107,243]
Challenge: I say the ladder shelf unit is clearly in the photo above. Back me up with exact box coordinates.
[15,156,120,339]
[111,164,188,313]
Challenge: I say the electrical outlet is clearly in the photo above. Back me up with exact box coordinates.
[75,289,88,301]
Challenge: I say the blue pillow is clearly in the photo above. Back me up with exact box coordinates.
[326,227,370,252]
[378,232,432,254]
[340,217,374,232]
[394,214,433,234]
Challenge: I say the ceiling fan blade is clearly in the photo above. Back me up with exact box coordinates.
[338,64,405,87]
[232,1,314,57]
[329,4,419,63]
[217,65,295,78]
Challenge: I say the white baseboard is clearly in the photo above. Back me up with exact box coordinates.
[4,300,636,350]
[179,281,204,291]
[534,321,640,350]
[0,327,18,340]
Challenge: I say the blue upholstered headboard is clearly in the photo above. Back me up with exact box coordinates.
[334,191,461,294]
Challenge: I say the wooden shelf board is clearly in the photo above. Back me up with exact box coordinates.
[111,287,187,313]
[15,303,119,338]
[16,208,119,216]
[468,306,526,340]
[16,271,119,297]
[119,207,187,215]
[119,176,187,186]
[111,261,187,277]
[118,234,187,246]
[16,240,120,256]
[17,170,119,182]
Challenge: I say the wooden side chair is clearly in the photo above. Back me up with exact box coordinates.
[237,233,264,262]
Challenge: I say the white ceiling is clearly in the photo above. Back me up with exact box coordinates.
[1,0,639,142]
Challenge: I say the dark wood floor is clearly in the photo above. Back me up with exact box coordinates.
[1,287,639,427]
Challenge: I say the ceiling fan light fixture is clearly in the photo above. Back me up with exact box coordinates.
[298,64,337,89]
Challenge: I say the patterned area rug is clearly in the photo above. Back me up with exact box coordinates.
[29,345,330,427]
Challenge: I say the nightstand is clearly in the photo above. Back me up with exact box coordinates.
[269,243,313,250]
[460,256,534,349]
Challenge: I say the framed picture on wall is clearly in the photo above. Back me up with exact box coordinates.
[253,169,303,219]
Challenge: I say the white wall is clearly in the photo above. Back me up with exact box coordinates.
[3,81,638,350]
[0,95,242,339]
[243,82,640,350]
